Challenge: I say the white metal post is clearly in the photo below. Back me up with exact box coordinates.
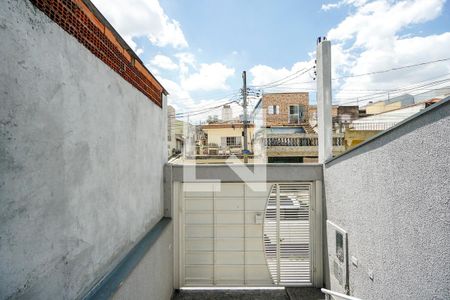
[316,39,333,163]
[276,184,281,285]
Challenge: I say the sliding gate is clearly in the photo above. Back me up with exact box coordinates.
[179,182,315,287]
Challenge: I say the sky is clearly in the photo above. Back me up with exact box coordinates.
[91,0,450,122]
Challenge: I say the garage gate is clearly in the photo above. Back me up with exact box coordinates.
[179,182,315,287]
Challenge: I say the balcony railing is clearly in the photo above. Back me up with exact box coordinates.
[260,133,345,147]
[350,121,397,131]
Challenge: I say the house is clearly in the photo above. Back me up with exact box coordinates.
[201,122,255,155]
[345,99,440,149]
[168,105,176,156]
[365,94,415,115]
[254,92,310,127]
[252,93,347,163]
[221,104,233,121]
[309,105,359,133]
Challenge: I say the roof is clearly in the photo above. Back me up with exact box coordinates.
[202,123,255,129]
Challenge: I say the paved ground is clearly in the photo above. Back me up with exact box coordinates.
[286,288,325,300]
[172,288,324,300]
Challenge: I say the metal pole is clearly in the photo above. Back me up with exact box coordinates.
[242,71,249,163]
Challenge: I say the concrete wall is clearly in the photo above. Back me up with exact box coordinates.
[0,1,167,299]
[111,223,173,300]
[324,100,450,299]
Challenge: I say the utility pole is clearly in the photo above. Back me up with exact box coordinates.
[242,71,249,163]
[316,37,333,163]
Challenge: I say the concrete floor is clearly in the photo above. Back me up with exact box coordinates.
[172,288,324,300]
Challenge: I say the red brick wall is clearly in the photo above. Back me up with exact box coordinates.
[30,0,164,107]
[262,93,309,126]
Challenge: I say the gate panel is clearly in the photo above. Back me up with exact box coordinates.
[263,183,312,285]
[181,182,312,287]
[278,184,311,285]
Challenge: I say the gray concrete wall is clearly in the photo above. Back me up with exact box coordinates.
[111,222,173,300]
[0,1,167,299]
[323,100,450,299]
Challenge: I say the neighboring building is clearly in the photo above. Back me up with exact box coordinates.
[413,87,450,103]
[168,105,176,156]
[308,105,337,131]
[201,123,255,155]
[221,104,233,122]
[256,92,310,126]
[252,92,348,163]
[175,119,196,157]
[345,99,440,149]
[309,105,359,133]
[365,94,415,115]
[167,106,197,157]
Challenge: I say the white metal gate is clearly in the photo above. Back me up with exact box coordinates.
[180,182,312,287]
[263,184,311,285]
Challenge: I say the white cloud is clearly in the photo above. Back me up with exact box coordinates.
[159,76,240,123]
[322,2,343,11]
[175,52,197,75]
[328,0,444,48]
[150,54,178,70]
[252,0,450,106]
[322,0,450,104]
[322,0,367,11]
[158,77,190,109]
[135,48,144,56]
[249,60,316,91]
[181,63,235,91]
[91,0,188,49]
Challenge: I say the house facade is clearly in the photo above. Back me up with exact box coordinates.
[257,92,310,126]
[201,123,255,155]
[252,92,346,163]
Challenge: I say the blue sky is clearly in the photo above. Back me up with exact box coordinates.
[92,0,450,121]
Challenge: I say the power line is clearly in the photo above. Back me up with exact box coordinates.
[264,57,450,88]
[249,66,315,89]
[333,57,450,80]
[333,80,450,105]
[175,99,239,117]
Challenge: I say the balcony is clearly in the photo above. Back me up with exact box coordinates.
[257,133,345,157]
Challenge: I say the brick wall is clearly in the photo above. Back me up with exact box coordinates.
[262,93,309,126]
[30,0,164,107]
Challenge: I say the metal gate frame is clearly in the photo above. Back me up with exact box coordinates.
[263,183,314,286]
[173,181,323,288]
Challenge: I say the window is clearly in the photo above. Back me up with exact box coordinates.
[267,105,279,115]
[222,136,242,147]
[289,105,305,124]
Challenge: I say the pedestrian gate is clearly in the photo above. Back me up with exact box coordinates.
[179,182,313,287]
